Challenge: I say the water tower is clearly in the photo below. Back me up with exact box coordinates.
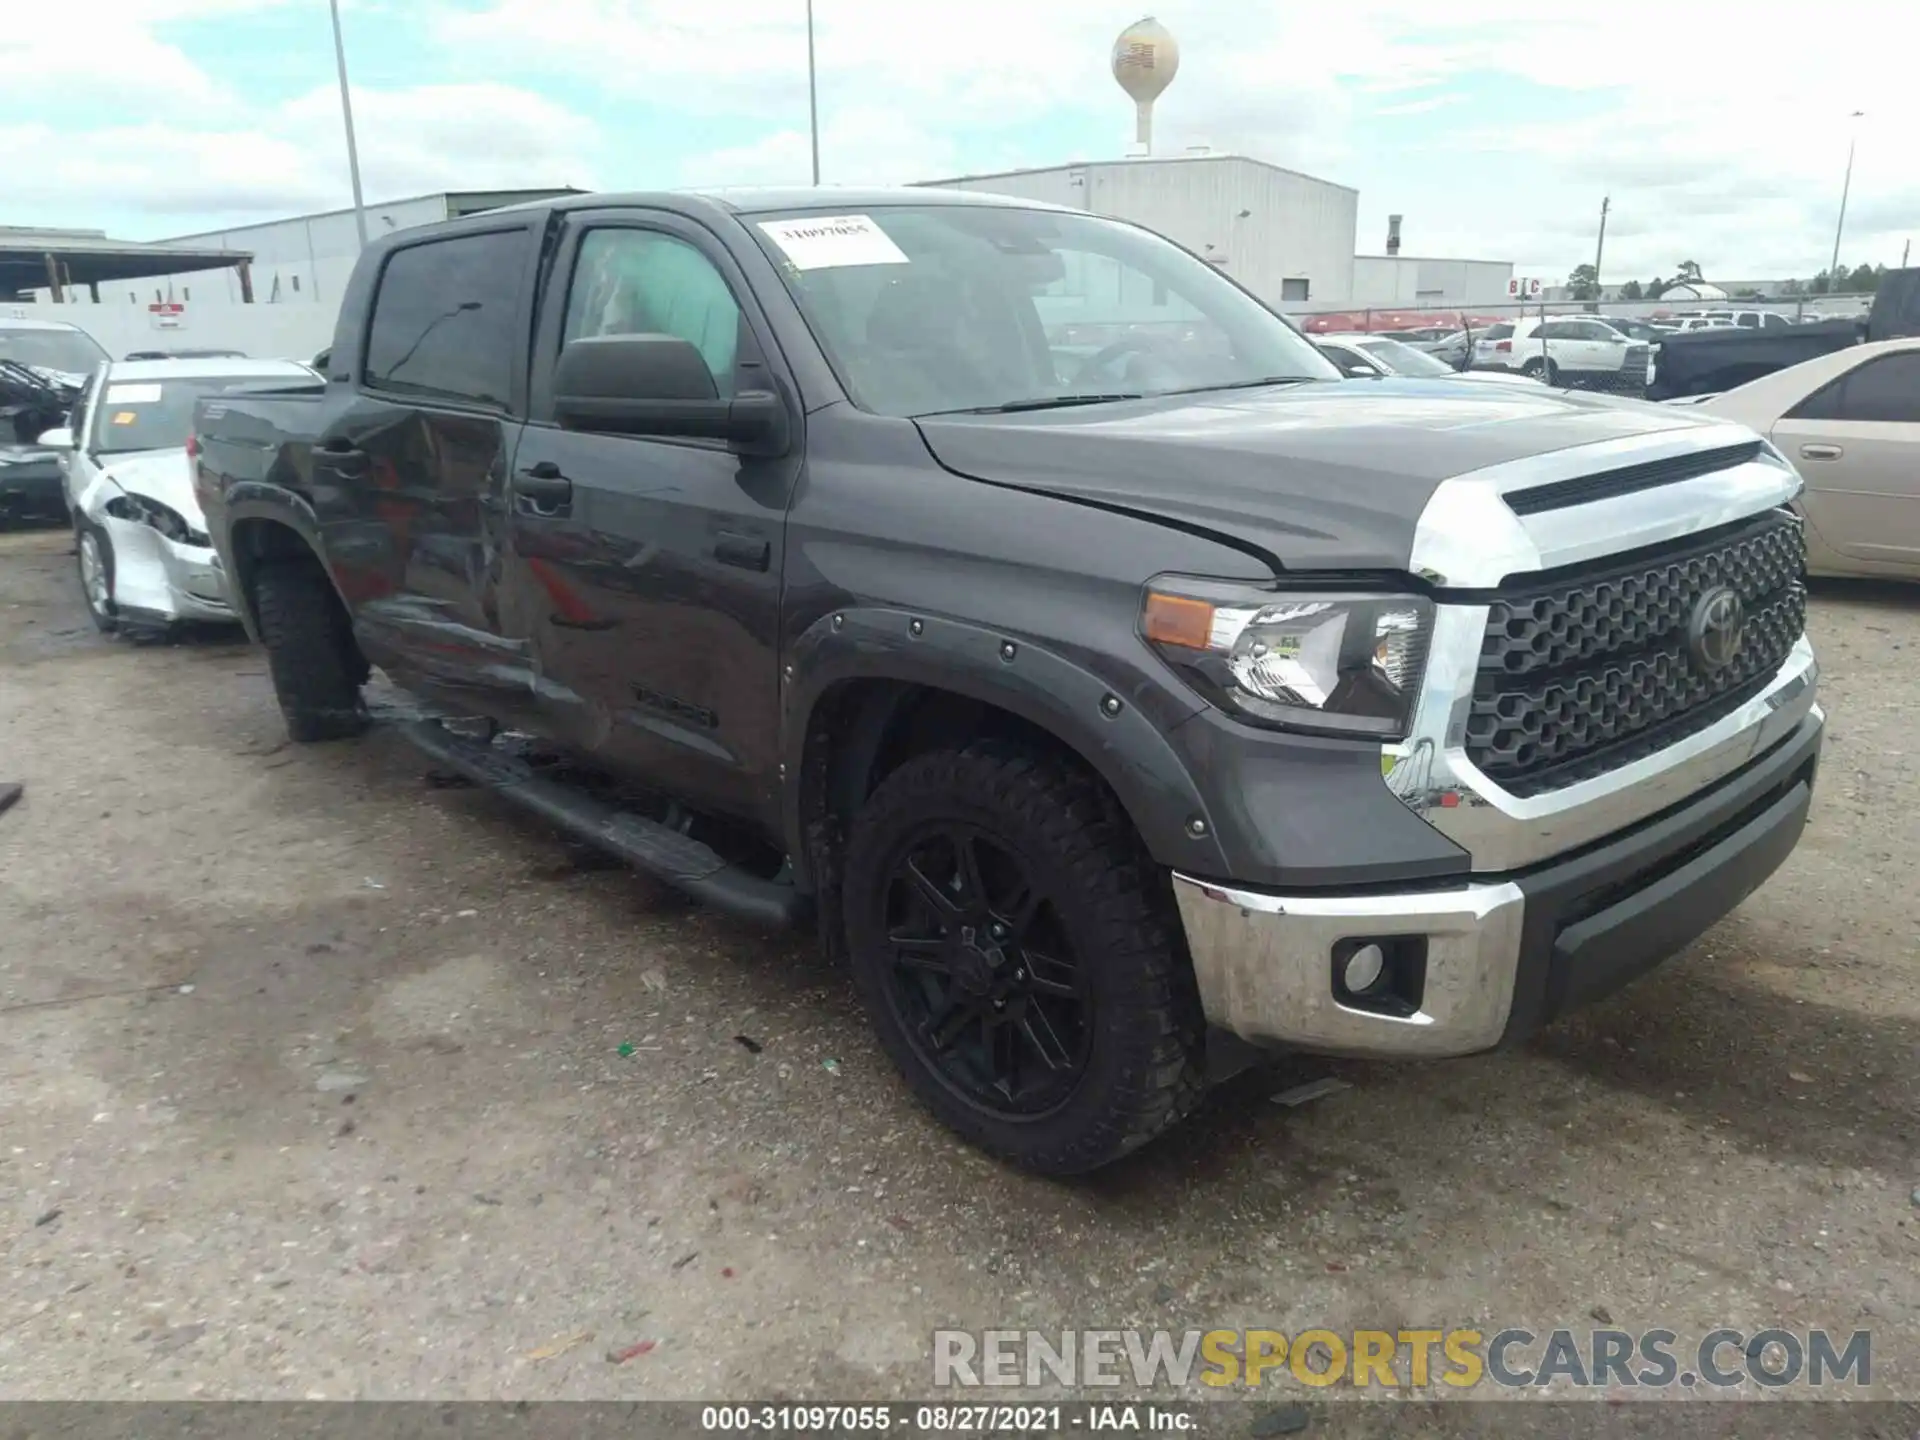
[1112,17,1180,155]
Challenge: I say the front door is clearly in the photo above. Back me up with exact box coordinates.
[507,212,801,828]
[1771,349,1920,569]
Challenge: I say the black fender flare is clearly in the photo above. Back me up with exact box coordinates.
[216,486,331,638]
[780,606,1231,883]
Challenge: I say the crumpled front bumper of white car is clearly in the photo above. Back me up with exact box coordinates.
[97,509,233,625]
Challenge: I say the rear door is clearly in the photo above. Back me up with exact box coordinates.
[1564,319,1624,371]
[319,220,545,724]
[1771,349,1920,568]
[508,209,803,826]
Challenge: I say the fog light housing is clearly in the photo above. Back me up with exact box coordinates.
[1341,942,1386,995]
[1332,935,1427,1016]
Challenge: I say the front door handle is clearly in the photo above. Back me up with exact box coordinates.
[713,532,770,571]
[1799,443,1843,461]
[514,464,573,508]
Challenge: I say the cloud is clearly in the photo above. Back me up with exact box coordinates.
[278,82,600,199]
[6,0,1913,285]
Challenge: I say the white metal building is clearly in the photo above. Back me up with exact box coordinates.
[920,156,1359,307]
[39,189,580,312]
[1351,254,1517,308]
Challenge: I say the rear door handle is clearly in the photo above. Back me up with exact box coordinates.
[317,437,367,476]
[713,532,770,571]
[1799,443,1843,461]
[513,463,573,508]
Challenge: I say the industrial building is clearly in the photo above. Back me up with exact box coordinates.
[76,188,582,311]
[920,155,1359,307]
[921,155,1513,311]
[1351,253,1517,308]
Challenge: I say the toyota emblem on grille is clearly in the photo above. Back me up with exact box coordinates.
[1688,586,1746,671]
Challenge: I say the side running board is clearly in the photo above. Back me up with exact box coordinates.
[400,720,807,930]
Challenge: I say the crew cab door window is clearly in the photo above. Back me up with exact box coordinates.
[363,230,528,408]
[561,229,741,394]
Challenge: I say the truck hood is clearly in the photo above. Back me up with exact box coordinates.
[911,379,1717,572]
[98,450,202,524]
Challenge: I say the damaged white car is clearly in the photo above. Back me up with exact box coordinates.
[39,359,318,636]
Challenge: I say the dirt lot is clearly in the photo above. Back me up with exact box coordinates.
[2,523,1916,1403]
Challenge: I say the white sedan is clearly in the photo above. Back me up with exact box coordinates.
[38,358,318,635]
[1314,334,1546,387]
[1695,338,1920,580]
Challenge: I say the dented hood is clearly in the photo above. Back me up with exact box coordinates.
[912,379,1716,572]
[98,449,202,525]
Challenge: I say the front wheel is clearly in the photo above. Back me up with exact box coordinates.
[76,523,118,633]
[842,744,1206,1174]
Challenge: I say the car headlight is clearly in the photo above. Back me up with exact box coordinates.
[1142,581,1433,739]
[103,493,211,547]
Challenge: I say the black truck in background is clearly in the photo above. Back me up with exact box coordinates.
[1649,268,1920,400]
[193,189,1823,1172]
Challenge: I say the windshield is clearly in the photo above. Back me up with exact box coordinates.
[1355,337,1453,377]
[90,374,283,456]
[0,326,109,377]
[746,205,1337,417]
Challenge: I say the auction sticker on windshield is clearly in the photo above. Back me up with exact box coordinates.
[105,383,163,405]
[757,215,909,270]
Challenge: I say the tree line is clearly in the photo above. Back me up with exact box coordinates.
[1562,260,1891,301]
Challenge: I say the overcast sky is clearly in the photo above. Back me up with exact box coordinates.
[2,0,1911,286]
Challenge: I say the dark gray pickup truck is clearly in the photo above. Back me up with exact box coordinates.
[193,188,1823,1173]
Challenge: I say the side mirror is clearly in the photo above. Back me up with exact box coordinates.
[37,427,74,451]
[1343,362,1381,378]
[554,333,789,455]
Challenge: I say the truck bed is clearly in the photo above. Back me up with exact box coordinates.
[192,386,325,499]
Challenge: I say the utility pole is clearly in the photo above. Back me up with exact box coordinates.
[1592,195,1610,304]
[1828,110,1863,286]
[329,0,370,249]
[806,0,821,185]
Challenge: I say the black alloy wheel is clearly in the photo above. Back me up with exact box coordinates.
[879,822,1092,1116]
[843,744,1206,1174]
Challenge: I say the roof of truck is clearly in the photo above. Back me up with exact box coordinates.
[492,186,1069,219]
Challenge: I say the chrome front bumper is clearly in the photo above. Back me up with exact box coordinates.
[1174,877,1526,1057]
[1174,699,1824,1060]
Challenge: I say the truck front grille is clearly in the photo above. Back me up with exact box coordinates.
[1464,508,1806,797]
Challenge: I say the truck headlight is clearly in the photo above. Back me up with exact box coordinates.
[1142,582,1433,739]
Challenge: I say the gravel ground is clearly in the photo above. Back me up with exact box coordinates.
[1,524,1916,1405]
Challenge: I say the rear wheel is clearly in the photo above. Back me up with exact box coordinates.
[253,560,368,742]
[1521,356,1560,385]
[843,744,1205,1174]
[76,524,117,633]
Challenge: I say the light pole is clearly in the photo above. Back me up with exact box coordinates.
[329,0,370,249]
[1592,195,1610,305]
[1828,110,1864,288]
[806,0,821,185]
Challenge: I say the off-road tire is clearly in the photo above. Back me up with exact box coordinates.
[253,561,368,742]
[843,743,1207,1175]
